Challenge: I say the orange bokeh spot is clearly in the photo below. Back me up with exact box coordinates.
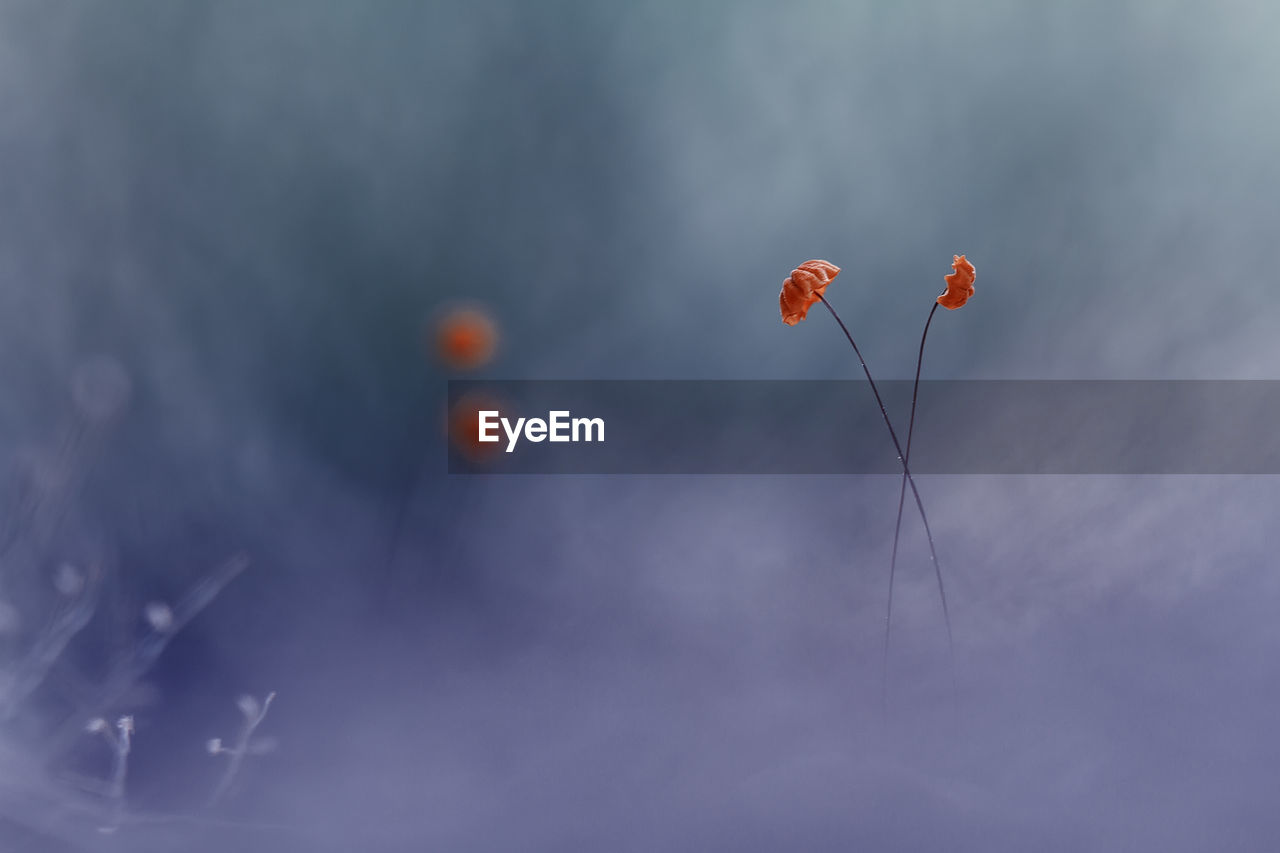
[434,306,498,370]
[937,255,976,310]
[447,392,504,464]
[779,259,841,326]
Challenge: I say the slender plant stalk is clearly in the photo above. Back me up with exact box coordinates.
[815,295,956,715]
[106,716,133,828]
[883,303,944,712]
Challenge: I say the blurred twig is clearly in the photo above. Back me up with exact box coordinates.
[206,691,276,808]
[45,553,250,755]
[0,563,103,720]
[85,714,133,832]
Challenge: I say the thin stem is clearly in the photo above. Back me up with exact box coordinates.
[883,302,940,714]
[815,295,955,714]
[107,716,133,828]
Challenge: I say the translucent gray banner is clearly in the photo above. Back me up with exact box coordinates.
[446,381,1279,474]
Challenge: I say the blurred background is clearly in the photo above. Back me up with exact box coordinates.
[2,1,1280,850]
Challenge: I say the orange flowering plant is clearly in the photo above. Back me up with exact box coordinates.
[780,254,976,712]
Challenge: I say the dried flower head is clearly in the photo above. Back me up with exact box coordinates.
[937,254,976,310]
[779,260,841,326]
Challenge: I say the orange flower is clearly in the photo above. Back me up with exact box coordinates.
[779,259,841,326]
[433,306,498,370]
[937,254,975,310]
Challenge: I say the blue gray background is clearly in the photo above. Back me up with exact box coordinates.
[1,1,1279,850]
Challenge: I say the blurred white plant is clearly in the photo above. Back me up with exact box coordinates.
[207,691,277,808]
[0,562,103,720]
[143,600,174,633]
[0,356,260,845]
[44,553,251,753]
[85,714,134,832]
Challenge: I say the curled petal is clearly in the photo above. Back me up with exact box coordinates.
[780,259,841,326]
[937,254,975,310]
